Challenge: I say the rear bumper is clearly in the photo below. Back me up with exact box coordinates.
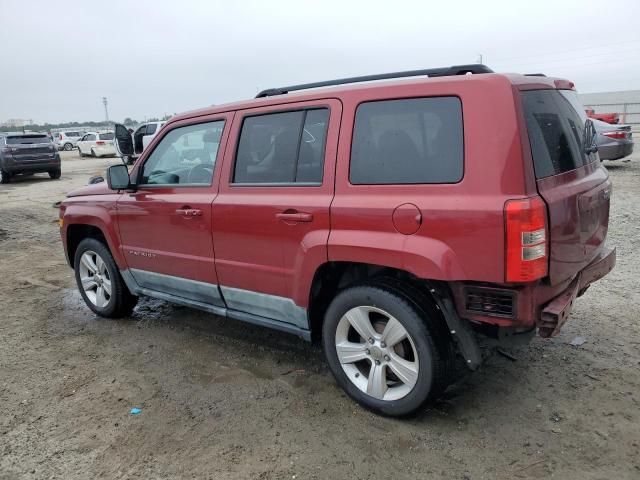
[92,146,116,157]
[4,157,60,174]
[538,246,616,337]
[452,246,616,336]
[599,142,634,161]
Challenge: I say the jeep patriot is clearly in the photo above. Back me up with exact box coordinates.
[59,64,616,416]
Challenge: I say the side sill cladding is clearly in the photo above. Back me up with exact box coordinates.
[120,269,312,341]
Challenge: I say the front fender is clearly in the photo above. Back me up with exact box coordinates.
[62,195,125,268]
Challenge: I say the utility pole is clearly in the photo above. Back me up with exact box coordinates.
[102,97,109,122]
[476,54,483,64]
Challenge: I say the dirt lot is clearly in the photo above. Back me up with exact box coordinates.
[1,151,639,480]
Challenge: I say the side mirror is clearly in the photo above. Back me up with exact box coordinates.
[107,164,132,190]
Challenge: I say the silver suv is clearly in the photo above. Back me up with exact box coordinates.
[54,131,85,151]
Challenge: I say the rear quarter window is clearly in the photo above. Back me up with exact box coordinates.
[521,89,596,179]
[350,97,464,184]
[99,133,114,140]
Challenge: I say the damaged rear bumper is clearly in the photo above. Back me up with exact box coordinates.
[538,246,616,338]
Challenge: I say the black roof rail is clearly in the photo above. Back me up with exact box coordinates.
[256,64,494,98]
[525,73,547,77]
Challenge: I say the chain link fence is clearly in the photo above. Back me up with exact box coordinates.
[583,102,640,133]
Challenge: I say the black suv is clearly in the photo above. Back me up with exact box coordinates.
[0,133,61,184]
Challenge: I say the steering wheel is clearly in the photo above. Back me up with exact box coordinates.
[187,163,213,184]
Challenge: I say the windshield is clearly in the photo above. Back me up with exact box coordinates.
[6,135,50,145]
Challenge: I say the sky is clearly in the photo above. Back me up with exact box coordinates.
[2,0,640,124]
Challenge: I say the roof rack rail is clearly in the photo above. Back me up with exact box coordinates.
[525,73,547,77]
[255,64,494,98]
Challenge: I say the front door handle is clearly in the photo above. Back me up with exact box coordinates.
[176,208,203,217]
[276,211,313,223]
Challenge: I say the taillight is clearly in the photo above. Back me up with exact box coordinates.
[505,196,548,282]
[95,140,105,145]
[59,134,63,140]
[602,131,627,140]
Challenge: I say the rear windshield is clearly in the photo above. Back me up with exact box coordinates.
[99,133,114,140]
[521,89,596,179]
[6,135,50,145]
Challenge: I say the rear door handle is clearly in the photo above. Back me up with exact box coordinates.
[276,211,313,223]
[176,208,203,217]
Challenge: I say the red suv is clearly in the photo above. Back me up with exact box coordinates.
[59,64,615,416]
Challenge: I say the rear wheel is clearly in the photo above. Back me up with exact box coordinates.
[63,142,73,151]
[48,169,61,179]
[74,238,138,318]
[0,169,10,184]
[78,146,85,157]
[322,282,451,416]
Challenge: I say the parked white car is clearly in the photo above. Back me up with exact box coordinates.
[115,121,165,164]
[54,131,85,151]
[77,132,116,158]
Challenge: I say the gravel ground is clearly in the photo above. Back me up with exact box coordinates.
[0,151,638,479]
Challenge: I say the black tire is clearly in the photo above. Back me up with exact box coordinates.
[48,169,61,179]
[0,169,10,184]
[322,282,452,417]
[63,143,73,151]
[74,238,138,318]
[91,148,97,158]
[78,147,85,157]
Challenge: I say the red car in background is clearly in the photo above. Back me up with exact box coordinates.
[586,107,619,124]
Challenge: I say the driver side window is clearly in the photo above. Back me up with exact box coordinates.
[140,120,225,186]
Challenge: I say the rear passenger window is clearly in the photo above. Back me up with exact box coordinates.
[521,90,594,179]
[146,123,157,135]
[233,108,329,184]
[350,97,463,184]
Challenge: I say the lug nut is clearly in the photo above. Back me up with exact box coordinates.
[380,342,386,348]
[374,360,381,365]
[365,349,370,355]
[384,355,390,361]
[368,337,374,344]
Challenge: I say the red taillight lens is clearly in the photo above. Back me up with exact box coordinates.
[59,134,63,140]
[505,196,548,282]
[95,140,105,145]
[602,131,627,140]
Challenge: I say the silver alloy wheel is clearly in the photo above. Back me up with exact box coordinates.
[79,250,112,308]
[335,306,419,401]
[64,143,73,151]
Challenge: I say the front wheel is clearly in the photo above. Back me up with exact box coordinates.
[322,283,451,416]
[90,148,97,158]
[74,238,138,318]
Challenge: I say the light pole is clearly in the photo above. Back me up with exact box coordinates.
[102,97,109,122]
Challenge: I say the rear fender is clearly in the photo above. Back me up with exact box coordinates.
[328,231,466,280]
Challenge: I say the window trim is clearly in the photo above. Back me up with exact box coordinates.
[135,118,227,189]
[230,105,331,188]
[347,95,465,186]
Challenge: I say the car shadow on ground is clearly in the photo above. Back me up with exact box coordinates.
[3,174,61,185]
[58,289,527,422]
